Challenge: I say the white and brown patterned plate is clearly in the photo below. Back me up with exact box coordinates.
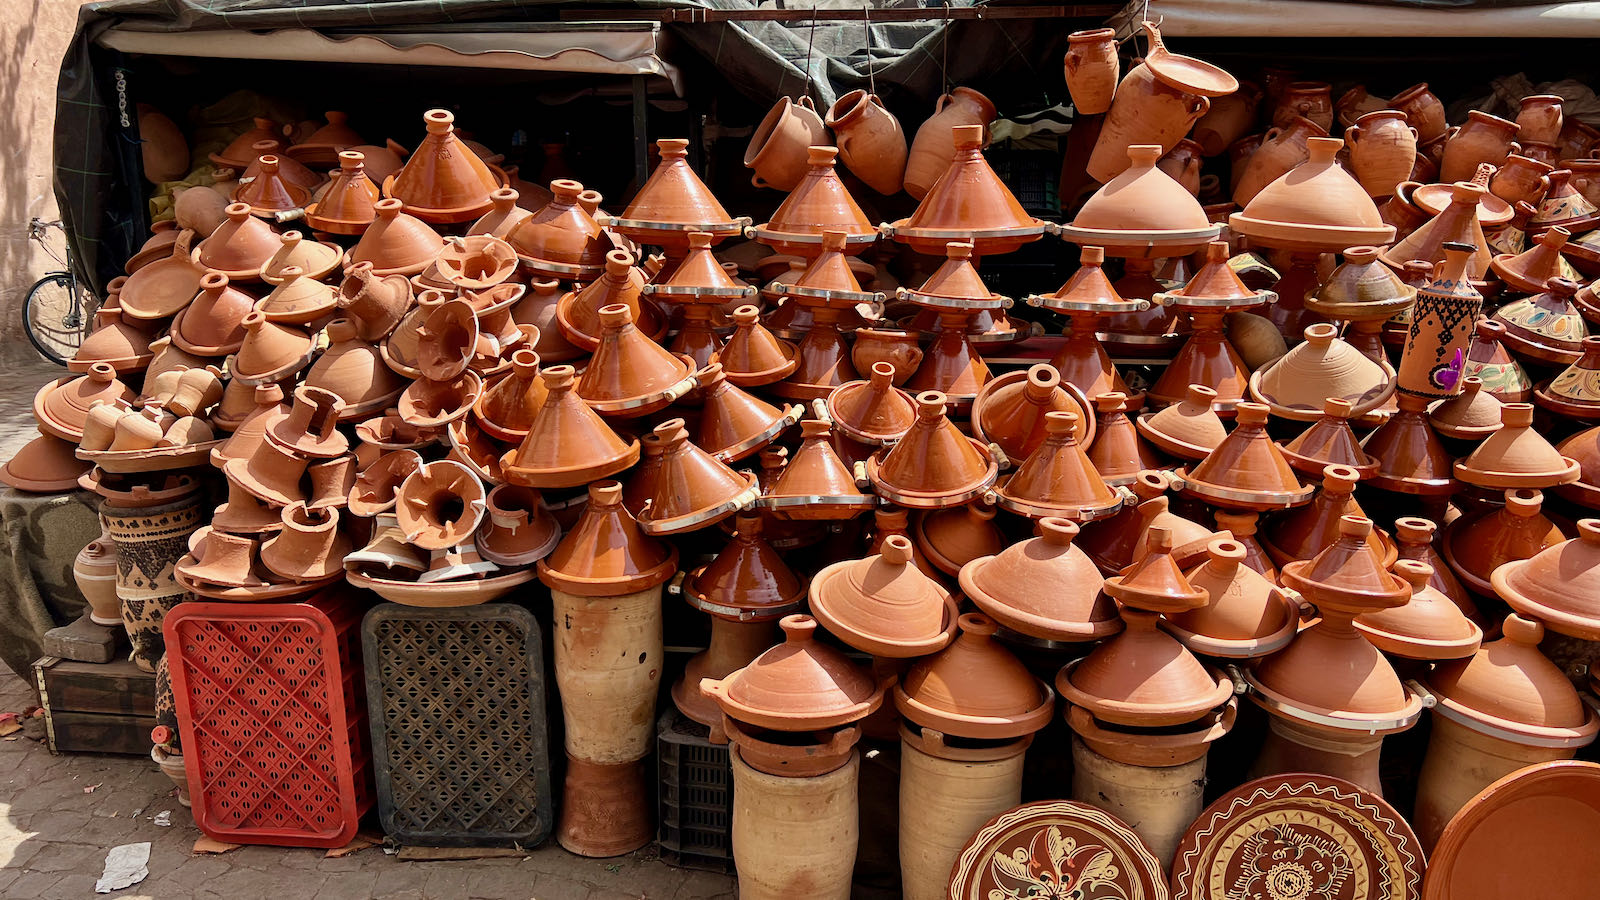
[948,799,1168,900]
[1169,774,1424,900]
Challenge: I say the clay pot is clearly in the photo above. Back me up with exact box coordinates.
[1231,137,1394,252]
[959,517,1117,642]
[1396,243,1484,401]
[1391,83,1448,143]
[174,185,230,238]
[576,305,695,418]
[745,96,829,192]
[556,250,663,352]
[868,391,998,509]
[348,198,446,277]
[898,728,1027,900]
[809,535,957,657]
[506,179,610,279]
[1348,109,1418,199]
[1335,85,1388,128]
[1441,110,1522,185]
[1176,402,1314,511]
[1272,81,1333,132]
[850,329,923,386]
[33,363,137,442]
[971,365,1093,464]
[259,503,350,582]
[1455,404,1580,489]
[636,419,759,536]
[1232,116,1328,207]
[192,202,279,280]
[1089,23,1235,182]
[385,109,498,223]
[1251,323,1396,420]
[503,367,640,488]
[1278,398,1379,478]
[1136,384,1226,460]
[1355,560,1482,661]
[731,748,858,900]
[72,537,121,625]
[905,88,997,200]
[1063,28,1119,116]
[1193,83,1260,157]
[996,410,1121,522]
[337,260,413,342]
[1491,154,1553,207]
[1443,488,1570,596]
[825,91,907,195]
[1516,94,1565,145]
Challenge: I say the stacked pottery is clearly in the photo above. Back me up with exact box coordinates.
[1147,241,1275,412]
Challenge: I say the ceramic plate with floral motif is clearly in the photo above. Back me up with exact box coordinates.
[948,800,1167,900]
[1169,774,1423,900]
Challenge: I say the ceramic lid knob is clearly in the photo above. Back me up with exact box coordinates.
[799,418,831,440]
[423,108,455,134]
[658,138,690,158]
[914,391,948,420]
[1306,136,1343,162]
[1235,401,1270,426]
[1395,558,1433,591]
[1023,365,1060,404]
[1185,384,1218,407]
[1339,514,1373,540]
[510,348,539,379]
[86,361,116,384]
[1302,322,1339,349]
[338,150,365,174]
[781,613,819,644]
[374,197,402,220]
[1094,391,1128,413]
[1322,397,1356,418]
[1038,517,1080,546]
[1044,410,1078,435]
[687,231,714,251]
[732,305,760,327]
[1080,246,1106,266]
[1321,464,1361,493]
[1505,488,1544,517]
[489,186,517,210]
[225,201,251,221]
[807,145,839,166]
[880,534,915,568]
[952,124,984,149]
[1394,516,1436,545]
[946,241,975,261]
[1545,277,1580,297]
[541,364,576,393]
[1126,144,1163,167]
[868,361,896,389]
[597,303,632,331]
[1344,246,1380,265]
[1132,470,1169,500]
[1207,537,1247,568]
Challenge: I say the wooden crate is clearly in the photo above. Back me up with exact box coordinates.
[32,657,157,755]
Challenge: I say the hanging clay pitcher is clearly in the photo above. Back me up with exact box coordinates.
[745,96,829,192]
[905,87,997,200]
[1063,28,1119,116]
[826,91,907,195]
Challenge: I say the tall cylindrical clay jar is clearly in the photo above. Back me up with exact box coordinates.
[1070,736,1207,869]
[1413,715,1576,850]
[899,730,1028,900]
[1251,716,1386,795]
[732,747,860,900]
[102,492,206,673]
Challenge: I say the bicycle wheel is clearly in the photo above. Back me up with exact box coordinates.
[24,273,95,366]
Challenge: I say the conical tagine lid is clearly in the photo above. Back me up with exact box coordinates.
[1028,246,1147,313]
[760,419,872,518]
[827,362,917,445]
[1177,402,1314,510]
[894,613,1055,740]
[537,481,677,595]
[809,534,957,658]
[716,305,796,387]
[1279,398,1380,477]
[1137,384,1227,460]
[700,613,885,731]
[502,366,640,488]
[959,517,1119,642]
[995,411,1121,522]
[868,391,997,508]
[1455,403,1580,489]
[1279,515,1410,616]
[890,124,1045,255]
[755,146,876,249]
[1493,519,1600,640]
[385,109,499,223]
[348,199,446,276]
[900,241,1004,308]
[619,139,740,231]
[1426,614,1598,743]
[1230,138,1395,251]
[1165,538,1298,659]
[696,364,800,463]
[1060,145,1217,254]
[1103,526,1209,615]
[636,418,759,536]
[1491,225,1575,294]
[193,203,280,280]
[305,150,382,235]
[1153,241,1272,309]
[1355,560,1483,660]
[1249,323,1396,420]
[683,513,806,620]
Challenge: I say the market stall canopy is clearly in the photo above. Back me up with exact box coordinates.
[1111,0,1600,37]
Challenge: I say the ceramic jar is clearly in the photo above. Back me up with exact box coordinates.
[1397,244,1483,402]
[102,494,206,673]
[1566,159,1600,209]
[825,91,907,195]
[1440,110,1522,184]
[1063,29,1119,116]
[1158,139,1204,196]
[1090,63,1211,183]
[1516,94,1565,145]
[73,535,121,626]
[1070,735,1207,868]
[1272,81,1333,132]
[745,96,828,192]
[1193,84,1262,157]
[1392,83,1449,143]
[1348,109,1418,199]
[732,748,859,900]
[1491,154,1554,207]
[851,329,923,385]
[904,87,997,199]
[1232,116,1327,207]
[899,728,1028,900]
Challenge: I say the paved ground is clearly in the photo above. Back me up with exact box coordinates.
[0,349,738,899]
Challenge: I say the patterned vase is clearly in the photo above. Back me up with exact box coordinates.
[101,495,205,672]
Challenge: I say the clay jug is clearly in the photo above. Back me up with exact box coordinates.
[1392,83,1449,143]
[905,88,997,200]
[1516,94,1565,146]
[1090,62,1211,183]
[1193,84,1261,157]
[826,91,907,195]
[1348,109,1418,199]
[1491,154,1553,207]
[1158,139,1204,196]
[1063,28,1119,115]
[1272,81,1334,133]
[745,96,828,192]
[1233,115,1328,207]
[1440,110,1521,184]
[851,329,923,385]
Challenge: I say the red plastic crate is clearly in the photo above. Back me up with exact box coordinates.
[164,589,373,848]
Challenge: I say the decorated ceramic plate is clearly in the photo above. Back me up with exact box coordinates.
[948,800,1168,900]
[1424,760,1600,900]
[1169,774,1424,900]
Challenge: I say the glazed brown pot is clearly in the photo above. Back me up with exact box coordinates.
[1062,28,1119,116]
[851,329,923,386]
[1348,109,1418,199]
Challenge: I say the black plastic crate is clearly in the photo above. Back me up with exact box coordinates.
[656,708,733,872]
[362,604,552,848]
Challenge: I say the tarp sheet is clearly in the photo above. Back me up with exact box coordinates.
[1111,0,1600,35]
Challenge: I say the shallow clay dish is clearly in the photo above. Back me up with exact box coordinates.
[948,800,1168,900]
[1423,761,1600,900]
[77,440,225,475]
[345,566,535,607]
[1170,773,1424,900]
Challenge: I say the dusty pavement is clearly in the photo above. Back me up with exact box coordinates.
[0,349,737,900]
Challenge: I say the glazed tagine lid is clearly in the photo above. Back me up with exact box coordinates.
[1492,277,1589,365]
[682,513,806,621]
[971,365,1095,463]
[635,418,760,536]
[958,517,1121,642]
[556,249,665,351]
[1427,376,1505,439]
[304,151,381,235]
[696,364,800,463]
[1087,392,1162,485]
[1558,425,1600,510]
[948,800,1166,900]
[1425,613,1598,745]
[1454,403,1580,488]
[615,138,745,240]
[1528,168,1600,232]
[644,231,759,303]
[1175,402,1315,510]
[716,305,797,387]
[505,179,610,278]
[751,145,877,253]
[898,240,1005,309]
[826,362,917,445]
[809,535,958,657]
[1230,137,1397,251]
[1491,225,1576,294]
[867,391,998,509]
[1165,538,1299,659]
[1535,335,1600,419]
[536,481,678,596]
[1136,384,1227,460]
[1026,246,1150,314]
[575,304,695,417]
[893,613,1055,740]
[996,410,1121,522]
[1492,519,1600,639]
[699,613,885,731]
[1423,761,1600,900]
[502,366,640,488]
[384,109,499,223]
[1151,241,1274,311]
[884,124,1047,257]
[1058,145,1220,257]
[1305,245,1418,321]
[1356,560,1484,660]
[1249,323,1397,420]
[1169,774,1425,900]
[1280,515,1410,616]
[759,419,873,519]
[1279,397,1380,477]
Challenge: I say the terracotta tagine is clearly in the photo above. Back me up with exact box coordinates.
[1230,137,1396,254]
[1454,403,1580,489]
[1261,464,1394,571]
[995,411,1121,523]
[749,145,877,258]
[1443,488,1569,597]
[867,391,998,509]
[1212,510,1278,583]
[1427,375,1505,441]
[910,501,1005,578]
[1134,384,1224,462]
[1305,246,1417,362]
[826,362,917,446]
[758,419,872,521]
[169,270,254,356]
[507,178,609,280]
[717,305,797,387]
[701,613,885,732]
[556,249,665,351]
[305,150,381,235]
[1027,246,1153,403]
[1165,537,1299,659]
[384,109,499,223]
[971,364,1094,464]
[191,202,280,281]
[696,364,801,463]
[809,535,958,658]
[575,304,696,418]
[1357,559,1483,662]
[33,363,137,442]
[502,366,640,488]
[614,138,746,259]
[1086,393,1163,486]
[959,517,1119,644]
[1175,401,1313,511]
[635,418,758,536]
[1147,242,1273,411]
[1462,318,1535,402]
[1528,168,1600,233]
[1381,181,1496,279]
[209,116,281,169]
[1493,277,1589,366]
[884,124,1046,258]
[1278,398,1379,478]
[1535,335,1600,419]
[347,198,446,276]
[1251,323,1397,419]
[1059,145,1220,263]
[904,87,997,201]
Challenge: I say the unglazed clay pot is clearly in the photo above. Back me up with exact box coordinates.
[1272,81,1333,133]
[1491,154,1553,207]
[898,727,1028,900]
[74,536,121,626]
[745,96,828,192]
[1232,115,1328,207]
[1063,28,1119,115]
[1193,83,1261,157]
[905,87,996,200]
[1516,94,1565,145]
[825,91,907,195]
[1441,110,1522,184]
[1392,83,1448,143]
[1348,109,1418,199]
[731,748,858,900]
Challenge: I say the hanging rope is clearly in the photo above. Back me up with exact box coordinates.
[941,4,952,96]
[804,11,818,101]
[864,1,876,97]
